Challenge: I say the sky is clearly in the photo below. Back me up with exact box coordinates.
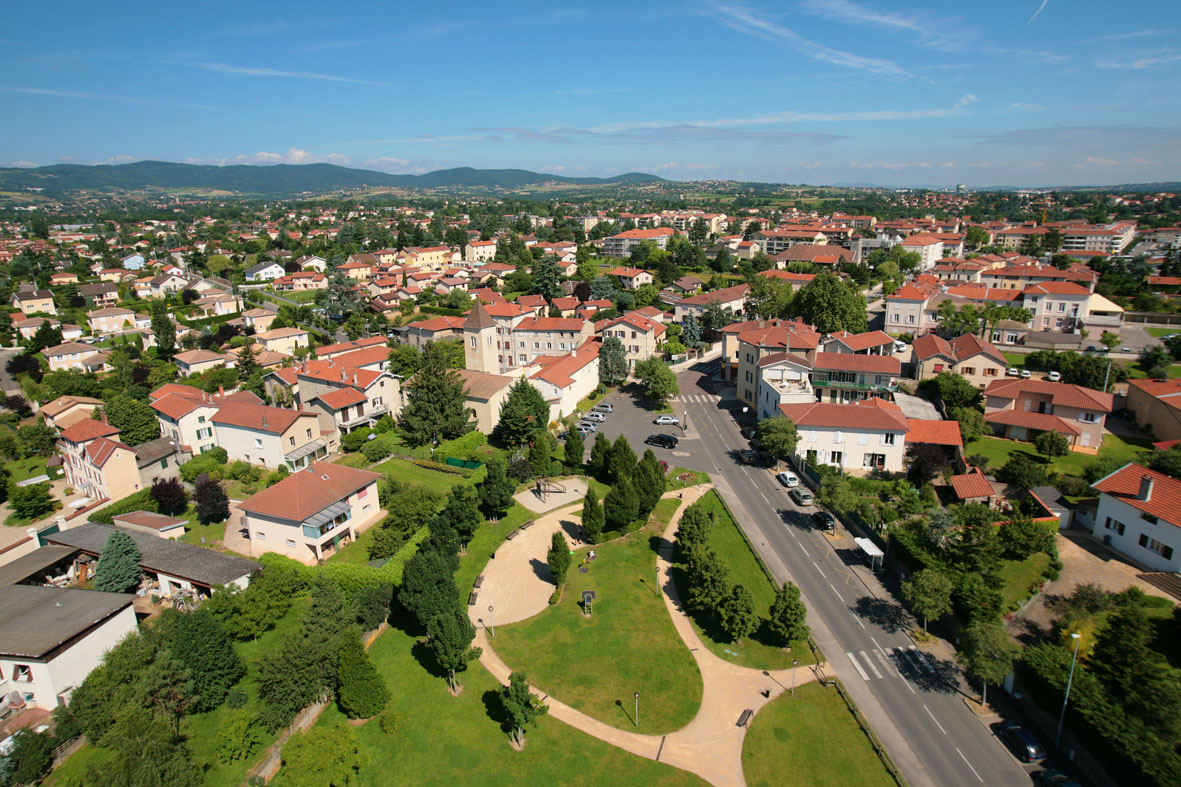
[1,0,1179,187]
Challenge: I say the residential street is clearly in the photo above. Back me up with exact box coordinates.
[593,363,1033,787]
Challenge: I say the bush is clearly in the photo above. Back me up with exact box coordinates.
[362,440,392,463]
[225,689,248,709]
[379,710,401,735]
[87,489,158,524]
[1052,474,1089,497]
[434,430,487,462]
[179,447,229,482]
[216,709,264,763]
[341,429,372,453]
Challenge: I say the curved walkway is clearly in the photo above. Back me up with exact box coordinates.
[474,485,818,787]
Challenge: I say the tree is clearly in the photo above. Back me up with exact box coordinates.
[634,449,666,516]
[388,343,423,378]
[215,709,265,764]
[603,473,639,530]
[17,421,56,456]
[336,627,390,719]
[546,530,572,587]
[399,550,460,629]
[531,258,563,301]
[1034,429,1069,458]
[965,226,989,250]
[436,485,482,545]
[581,486,605,544]
[587,432,611,479]
[563,428,584,471]
[194,473,230,525]
[791,271,867,334]
[1100,330,1121,350]
[478,457,515,519]
[26,321,62,354]
[495,378,550,446]
[905,443,955,486]
[96,705,201,787]
[8,482,54,521]
[949,406,986,444]
[400,341,472,446]
[925,371,982,410]
[151,299,176,359]
[686,546,731,613]
[5,729,54,786]
[767,581,810,646]
[958,621,1020,707]
[599,336,628,386]
[105,393,161,445]
[675,501,713,552]
[155,608,244,712]
[682,312,702,346]
[426,607,481,693]
[236,338,260,381]
[606,434,636,484]
[900,569,953,634]
[94,529,143,593]
[634,357,678,402]
[996,453,1048,489]
[150,477,188,516]
[499,671,548,748]
[6,352,43,382]
[280,725,367,787]
[1148,445,1181,480]
[719,584,758,642]
[756,416,798,465]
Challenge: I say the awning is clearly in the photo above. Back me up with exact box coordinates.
[854,537,884,559]
[304,500,350,530]
[285,438,326,462]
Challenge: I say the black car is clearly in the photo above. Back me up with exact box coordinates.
[644,434,678,449]
[812,511,836,530]
[998,721,1046,763]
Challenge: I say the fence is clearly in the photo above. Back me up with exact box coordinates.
[830,679,909,787]
[243,699,331,785]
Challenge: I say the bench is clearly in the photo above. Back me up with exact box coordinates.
[468,591,478,606]
[473,575,484,589]
[505,529,520,540]
[737,709,754,728]
[520,520,534,530]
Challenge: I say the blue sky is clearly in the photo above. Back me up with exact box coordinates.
[2,0,1179,186]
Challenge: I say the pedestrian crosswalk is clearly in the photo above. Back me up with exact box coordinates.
[672,394,721,403]
[845,645,934,682]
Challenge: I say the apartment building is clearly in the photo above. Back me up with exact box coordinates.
[1022,282,1091,332]
[778,399,911,474]
[811,352,900,403]
[597,311,667,370]
[58,419,142,503]
[732,318,822,406]
[602,228,675,257]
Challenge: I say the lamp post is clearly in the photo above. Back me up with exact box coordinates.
[1055,633,1082,750]
[488,605,495,638]
[792,659,799,694]
[634,692,639,728]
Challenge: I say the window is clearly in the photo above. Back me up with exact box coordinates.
[907,315,916,325]
[834,431,844,444]
[882,433,896,446]
[254,438,263,449]
[13,664,32,682]
[306,428,313,438]
[255,531,267,541]
[1079,412,1099,423]
[985,368,998,377]
[1139,534,1174,560]
[197,415,206,423]
[1104,517,1126,535]
[159,458,168,469]
[830,451,843,465]
[196,427,212,440]
[289,436,295,446]
[961,367,975,376]
[1142,512,1158,525]
[285,539,296,548]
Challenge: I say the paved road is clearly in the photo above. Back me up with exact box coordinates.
[588,363,1034,787]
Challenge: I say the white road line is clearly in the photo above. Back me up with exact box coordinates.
[923,705,948,736]
[853,616,866,629]
[860,650,883,679]
[799,543,810,557]
[845,651,870,680]
[828,582,844,602]
[759,491,770,505]
[956,748,984,783]
[870,637,901,677]
[813,560,826,578]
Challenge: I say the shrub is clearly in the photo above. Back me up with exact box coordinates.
[434,430,487,462]
[362,440,392,463]
[88,489,158,524]
[378,710,401,735]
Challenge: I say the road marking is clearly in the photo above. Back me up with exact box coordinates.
[908,646,933,673]
[869,637,901,677]
[923,705,948,736]
[759,491,770,505]
[860,650,883,679]
[956,748,984,783]
[845,651,870,680]
[799,544,810,558]
[853,615,866,629]
[828,582,844,602]
[813,561,826,578]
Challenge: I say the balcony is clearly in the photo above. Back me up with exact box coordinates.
[813,377,897,393]
[301,501,352,540]
[339,403,389,430]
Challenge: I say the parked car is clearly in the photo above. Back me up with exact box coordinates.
[998,721,1046,763]
[812,511,836,530]
[893,340,908,354]
[644,434,678,449]
[1020,369,1032,379]
[1007,367,1020,376]
[654,415,680,425]
[776,470,800,487]
[1032,770,1082,787]
[584,411,606,422]
[592,403,614,413]
[1047,370,1061,382]
[789,488,814,506]
[577,421,597,433]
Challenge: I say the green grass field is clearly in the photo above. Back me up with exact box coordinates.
[742,682,894,787]
[1144,326,1177,339]
[680,491,812,670]
[5,455,51,483]
[1000,553,1052,611]
[964,433,1151,478]
[373,455,479,496]
[493,505,703,734]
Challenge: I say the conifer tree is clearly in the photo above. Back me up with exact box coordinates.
[94,530,142,593]
[336,627,390,719]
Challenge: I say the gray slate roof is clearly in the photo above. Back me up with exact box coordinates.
[0,584,133,659]
[47,523,258,587]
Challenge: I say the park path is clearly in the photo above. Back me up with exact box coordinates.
[474,484,818,787]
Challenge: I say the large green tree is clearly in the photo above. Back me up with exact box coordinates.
[194,474,230,525]
[900,569,953,634]
[598,336,628,386]
[495,378,550,446]
[155,608,244,712]
[546,530,572,587]
[105,393,161,445]
[958,621,1020,707]
[151,299,176,360]
[427,607,481,693]
[581,486,605,544]
[478,457,515,519]
[336,627,390,719]
[603,473,639,530]
[634,357,678,402]
[790,271,867,334]
[756,416,798,465]
[398,550,460,630]
[563,428,584,471]
[531,258,564,301]
[400,341,472,446]
[768,581,810,646]
[634,449,666,516]
[719,584,759,643]
[94,529,142,593]
[499,671,549,748]
[279,725,367,787]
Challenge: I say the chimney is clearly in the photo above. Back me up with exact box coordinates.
[1139,475,1154,502]
[261,415,268,428]
[218,385,224,397]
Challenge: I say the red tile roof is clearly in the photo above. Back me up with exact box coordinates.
[779,399,909,432]
[951,469,995,500]
[317,335,387,358]
[678,283,750,306]
[813,352,900,374]
[949,333,1007,365]
[983,379,1113,412]
[84,436,133,466]
[59,419,121,443]
[984,409,1081,435]
[211,403,314,434]
[913,332,954,361]
[1092,463,1181,525]
[1127,377,1181,410]
[315,388,368,409]
[238,462,381,522]
[827,330,894,352]
[905,418,962,446]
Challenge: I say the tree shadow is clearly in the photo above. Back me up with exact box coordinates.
[409,638,449,682]
[558,518,584,544]
[482,688,512,736]
[853,596,909,634]
[896,650,963,695]
[529,557,553,582]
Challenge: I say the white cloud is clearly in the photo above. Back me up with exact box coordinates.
[184,148,352,167]
[107,154,136,164]
[0,83,216,110]
[799,0,979,53]
[182,61,385,86]
[1028,0,1050,24]
[1096,51,1181,69]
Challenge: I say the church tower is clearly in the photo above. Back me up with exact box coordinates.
[463,299,498,373]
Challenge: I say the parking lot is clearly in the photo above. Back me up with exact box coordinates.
[573,387,698,462]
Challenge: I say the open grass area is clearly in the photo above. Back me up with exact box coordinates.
[668,468,711,490]
[373,455,478,495]
[575,386,612,413]
[965,432,1151,478]
[268,287,319,303]
[1003,352,1028,367]
[293,625,703,787]
[493,506,703,734]
[742,682,894,787]
[5,455,52,483]
[179,511,228,548]
[1144,326,1177,338]
[1000,552,1052,611]
[680,491,812,671]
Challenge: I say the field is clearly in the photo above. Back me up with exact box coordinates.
[964,433,1151,479]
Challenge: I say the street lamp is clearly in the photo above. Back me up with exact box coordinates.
[792,659,799,694]
[634,692,639,728]
[488,605,495,638]
[1055,633,1081,750]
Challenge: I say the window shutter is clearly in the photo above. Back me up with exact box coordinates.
[835,431,843,444]
[1139,534,1149,548]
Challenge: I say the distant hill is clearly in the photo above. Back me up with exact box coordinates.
[0,160,667,198]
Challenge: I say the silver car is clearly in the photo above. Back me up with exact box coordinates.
[584,411,606,422]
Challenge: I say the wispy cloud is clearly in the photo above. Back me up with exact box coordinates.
[970,125,1181,147]
[337,134,487,146]
[1028,0,1050,24]
[799,0,979,53]
[704,3,910,77]
[221,19,332,37]
[0,83,217,110]
[1096,50,1181,69]
[185,147,351,166]
[180,61,385,85]
[1080,28,1175,43]
[848,161,958,170]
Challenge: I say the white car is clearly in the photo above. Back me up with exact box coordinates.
[1048,370,1061,382]
[893,340,908,354]
[1020,369,1032,379]
[776,471,800,488]
[1007,367,1020,377]
[654,415,680,426]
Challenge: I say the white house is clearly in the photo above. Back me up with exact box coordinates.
[778,399,911,474]
[1091,464,1181,572]
[245,261,286,282]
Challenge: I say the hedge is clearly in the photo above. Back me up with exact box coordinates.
[88,489,158,524]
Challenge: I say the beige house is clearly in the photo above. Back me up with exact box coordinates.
[11,289,57,317]
[605,266,655,290]
[149,385,262,456]
[256,327,309,355]
[1022,282,1091,332]
[672,284,750,322]
[403,245,453,271]
[211,403,326,469]
[523,342,601,421]
[731,319,822,406]
[43,342,110,373]
[273,272,327,291]
[240,308,278,332]
[983,379,1112,452]
[596,311,667,371]
[58,419,142,503]
[173,349,235,376]
[193,292,242,316]
[509,317,595,369]
[38,395,104,431]
[779,399,911,474]
[455,368,515,434]
[465,240,498,264]
[238,462,384,564]
[913,333,1008,389]
[88,307,149,336]
[885,282,941,333]
[1125,378,1181,443]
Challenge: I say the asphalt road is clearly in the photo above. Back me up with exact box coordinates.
[588,363,1035,787]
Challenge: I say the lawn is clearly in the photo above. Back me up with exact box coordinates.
[269,287,319,303]
[741,682,894,787]
[668,467,711,490]
[179,511,228,549]
[373,455,480,496]
[680,491,812,671]
[1003,352,1027,368]
[493,505,703,734]
[287,625,703,787]
[964,432,1151,479]
[1000,552,1052,611]
[575,386,612,413]
[5,455,53,483]
[1144,326,1177,339]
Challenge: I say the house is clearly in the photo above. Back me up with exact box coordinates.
[149,384,262,456]
[769,244,851,268]
[983,379,1113,452]
[668,275,704,294]
[148,272,188,298]
[132,436,189,490]
[778,399,911,474]
[524,341,601,421]
[255,327,309,355]
[244,261,286,282]
[399,315,466,347]
[45,522,257,597]
[237,462,384,564]
[950,468,1000,507]
[596,311,667,370]
[120,253,145,270]
[210,402,326,469]
[49,272,79,286]
[811,352,900,403]
[11,289,57,317]
[295,254,328,272]
[912,333,1008,388]
[508,317,595,368]
[37,395,104,431]
[88,307,149,336]
[822,330,895,356]
[293,360,401,438]
[13,316,81,342]
[173,349,235,376]
[1091,464,1181,572]
[756,269,816,290]
[899,234,946,270]
[43,342,110,373]
[1126,378,1181,443]
[240,308,278,333]
[753,229,827,255]
[465,240,498,264]
[316,335,387,361]
[273,272,327,291]
[78,282,120,307]
[0,585,136,711]
[602,227,675,258]
[885,281,941,333]
[755,353,815,419]
[606,266,655,290]
[672,284,750,322]
[1022,282,1092,332]
[193,292,242,317]
[454,368,516,434]
[57,419,142,503]
[730,318,822,405]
